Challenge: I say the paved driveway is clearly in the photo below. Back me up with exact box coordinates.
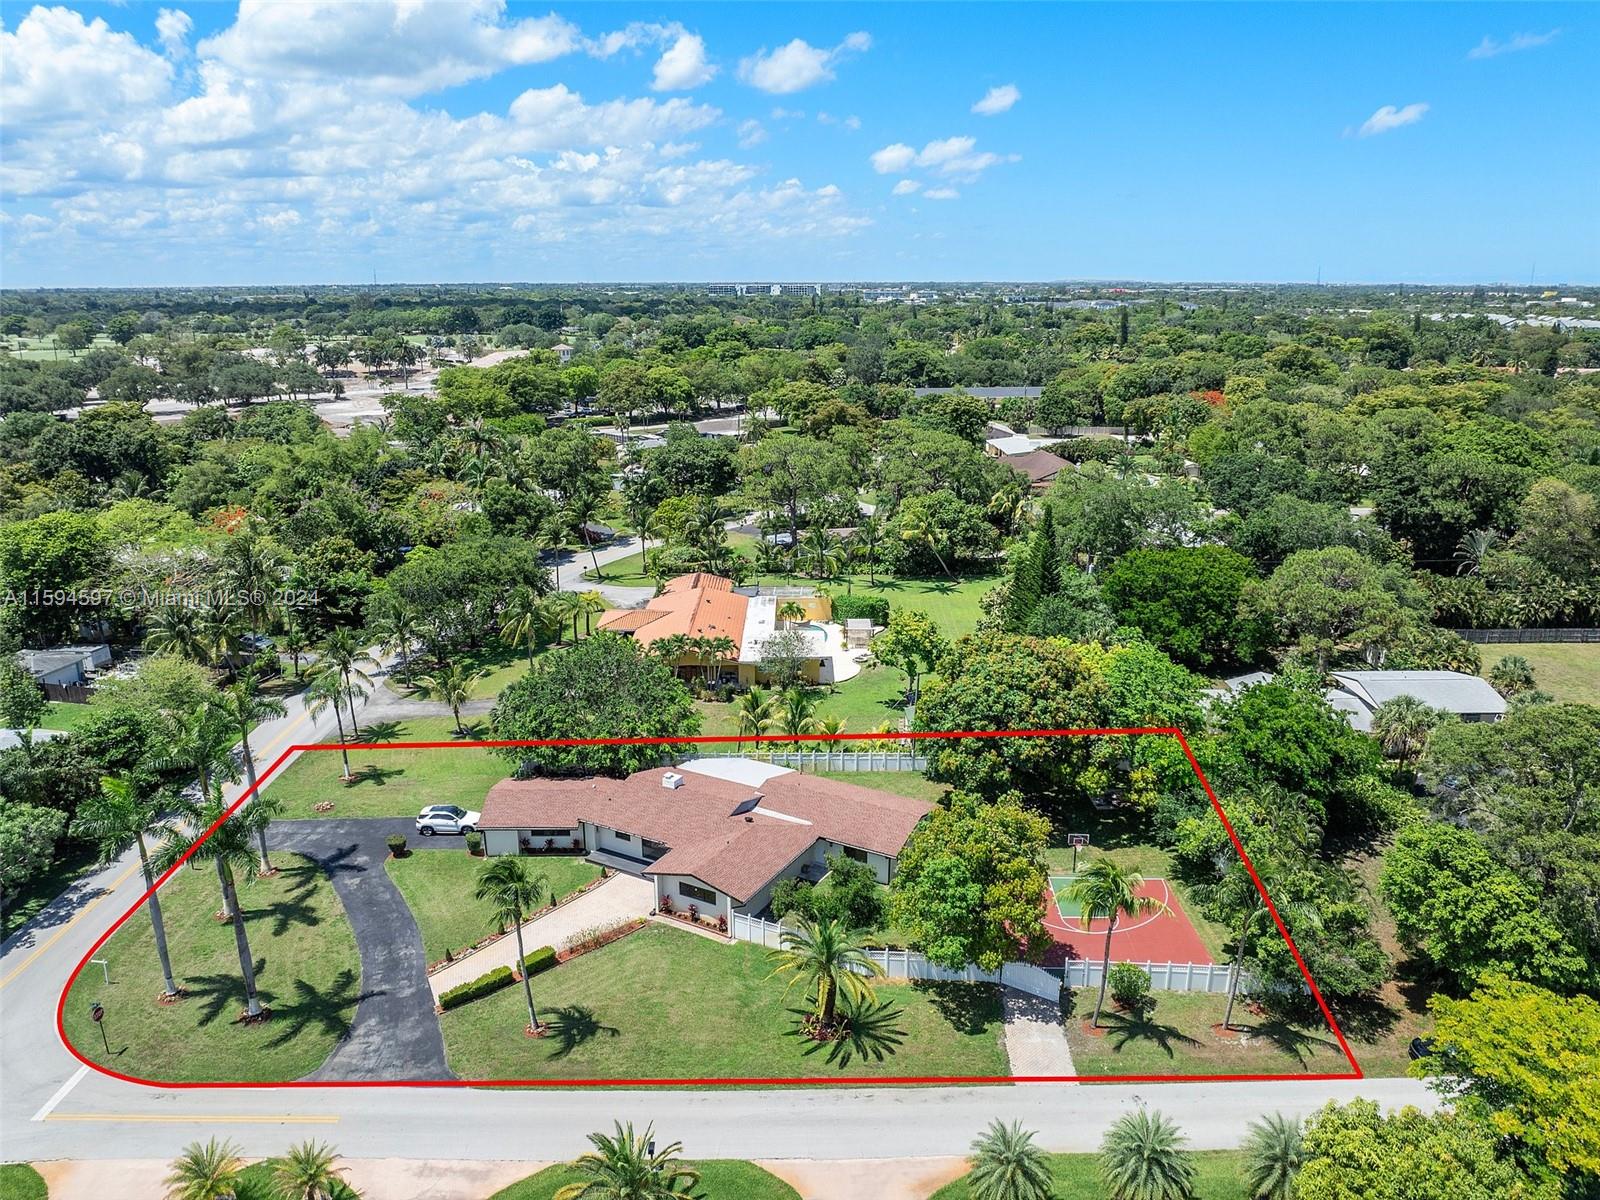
[268,818,456,1081]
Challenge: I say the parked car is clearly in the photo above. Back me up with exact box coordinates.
[415,804,481,836]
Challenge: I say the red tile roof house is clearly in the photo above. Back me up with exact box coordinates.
[479,760,934,928]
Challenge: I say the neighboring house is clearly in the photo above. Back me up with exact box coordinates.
[1213,668,1507,732]
[986,432,1049,457]
[480,758,933,925]
[999,448,1070,491]
[596,573,837,685]
[913,386,1043,405]
[551,342,575,364]
[15,644,112,687]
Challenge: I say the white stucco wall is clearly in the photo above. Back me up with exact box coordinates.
[483,829,519,857]
[654,873,732,927]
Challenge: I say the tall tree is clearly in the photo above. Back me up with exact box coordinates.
[768,914,886,1031]
[474,857,552,1035]
[76,774,180,997]
[214,671,288,870]
[1068,859,1171,1028]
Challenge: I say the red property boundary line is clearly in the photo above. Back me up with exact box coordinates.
[57,727,1363,1088]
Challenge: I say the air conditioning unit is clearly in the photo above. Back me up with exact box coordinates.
[661,772,685,790]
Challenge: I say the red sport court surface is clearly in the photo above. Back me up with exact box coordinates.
[1043,876,1214,967]
[58,725,1362,1087]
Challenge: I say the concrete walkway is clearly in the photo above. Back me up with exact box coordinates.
[268,819,453,1081]
[34,1159,545,1200]
[427,871,655,999]
[1000,986,1076,1078]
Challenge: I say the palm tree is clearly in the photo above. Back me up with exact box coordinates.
[143,604,210,663]
[304,673,354,780]
[499,587,547,667]
[855,515,885,586]
[552,1122,699,1200]
[1488,653,1537,697]
[214,670,289,870]
[696,634,737,683]
[1454,527,1500,575]
[475,857,552,1034]
[768,914,885,1031]
[412,663,487,735]
[1098,1110,1195,1200]
[1211,859,1272,1033]
[566,487,609,579]
[965,1120,1053,1200]
[274,1140,358,1200]
[899,514,957,581]
[816,715,847,741]
[163,1138,244,1200]
[1067,860,1171,1028]
[780,687,818,741]
[279,617,312,680]
[1241,1113,1304,1200]
[77,775,180,997]
[552,590,585,645]
[314,628,377,738]
[734,686,776,750]
[776,600,806,630]
[579,590,608,638]
[368,599,420,684]
[198,604,249,676]
[1369,695,1440,774]
[157,788,268,1018]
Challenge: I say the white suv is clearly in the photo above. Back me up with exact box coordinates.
[415,804,481,836]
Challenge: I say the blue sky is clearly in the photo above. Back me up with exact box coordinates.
[2,2,1595,286]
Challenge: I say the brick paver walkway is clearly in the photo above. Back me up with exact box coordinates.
[1001,985,1076,1078]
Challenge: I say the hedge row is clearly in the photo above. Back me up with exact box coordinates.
[829,594,889,625]
[520,945,558,978]
[439,965,515,1011]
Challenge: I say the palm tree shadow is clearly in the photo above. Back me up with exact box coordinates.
[541,1004,620,1060]
[1239,1018,1343,1067]
[263,968,372,1049]
[346,764,406,787]
[786,999,907,1066]
[1101,1009,1202,1059]
[179,964,276,1028]
[455,720,489,740]
[239,888,321,937]
[359,721,404,744]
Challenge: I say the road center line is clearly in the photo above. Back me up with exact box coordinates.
[30,1065,89,1122]
[0,862,141,991]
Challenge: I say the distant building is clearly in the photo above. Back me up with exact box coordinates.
[551,342,575,364]
[1214,668,1506,733]
[914,387,1042,403]
[15,644,111,687]
[1000,449,1070,491]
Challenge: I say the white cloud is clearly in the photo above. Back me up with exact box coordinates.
[870,143,918,174]
[1468,29,1560,59]
[652,31,716,90]
[507,85,719,148]
[738,32,871,94]
[0,7,173,131]
[197,0,582,96]
[971,83,1020,116]
[923,186,959,200]
[870,135,1017,181]
[155,8,193,59]
[771,107,805,121]
[1357,102,1429,137]
[737,119,768,149]
[891,179,921,195]
[843,114,861,130]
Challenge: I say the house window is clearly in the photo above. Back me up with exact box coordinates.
[678,881,717,906]
[611,830,632,842]
[842,846,869,864]
[525,828,572,838]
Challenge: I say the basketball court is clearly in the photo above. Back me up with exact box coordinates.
[1043,874,1215,967]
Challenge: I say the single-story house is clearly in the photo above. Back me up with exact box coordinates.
[1000,448,1070,491]
[15,644,112,687]
[596,573,839,685]
[1213,668,1506,732]
[480,758,934,925]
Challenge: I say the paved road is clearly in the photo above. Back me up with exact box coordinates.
[268,820,453,1082]
[547,538,653,608]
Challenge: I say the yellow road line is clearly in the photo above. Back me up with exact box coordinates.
[1,862,141,990]
[46,1113,339,1125]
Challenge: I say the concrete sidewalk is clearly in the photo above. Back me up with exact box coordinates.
[427,871,655,998]
[34,1159,544,1200]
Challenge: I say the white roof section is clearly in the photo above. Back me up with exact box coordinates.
[738,596,829,663]
[1223,670,1275,691]
[986,433,1047,456]
[1328,670,1507,717]
[677,757,797,787]
[1323,689,1375,732]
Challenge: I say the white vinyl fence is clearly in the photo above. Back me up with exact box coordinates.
[730,913,1242,996]
[681,749,928,772]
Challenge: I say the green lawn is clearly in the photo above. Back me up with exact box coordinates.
[1062,988,1351,1077]
[694,665,912,741]
[440,923,1008,1082]
[62,853,362,1083]
[385,851,602,963]
[932,1151,1248,1199]
[0,1163,48,1200]
[1,837,102,941]
[813,769,950,804]
[396,642,539,700]
[261,717,510,819]
[490,1161,799,1200]
[1478,642,1600,706]
[39,700,94,733]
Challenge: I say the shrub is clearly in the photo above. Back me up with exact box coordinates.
[1108,962,1152,1013]
[438,965,514,1011]
[520,945,557,978]
[385,834,407,858]
[829,594,890,625]
[770,876,815,922]
[811,852,887,932]
[464,831,484,856]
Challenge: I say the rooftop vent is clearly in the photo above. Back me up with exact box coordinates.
[662,772,685,790]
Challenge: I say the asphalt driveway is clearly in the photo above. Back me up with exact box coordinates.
[269,818,460,1081]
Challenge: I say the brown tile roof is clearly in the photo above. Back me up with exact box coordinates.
[480,766,934,903]
[599,574,748,651]
[1002,449,1069,487]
